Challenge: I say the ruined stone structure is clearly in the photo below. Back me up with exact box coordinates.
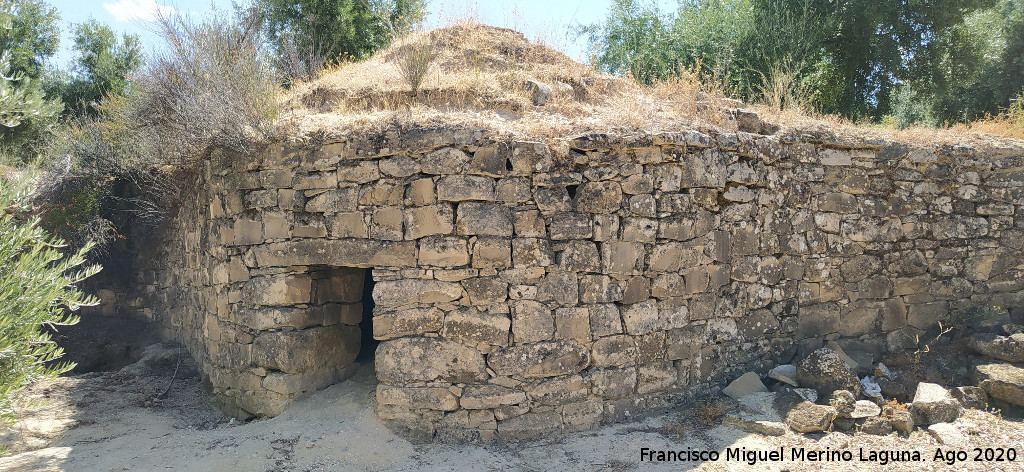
[103,124,1024,441]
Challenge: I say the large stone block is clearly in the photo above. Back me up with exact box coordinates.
[591,334,637,368]
[513,238,554,267]
[549,213,593,240]
[796,302,840,338]
[472,237,512,269]
[373,307,444,340]
[526,375,587,406]
[253,324,360,373]
[368,207,404,241]
[376,337,488,384]
[441,307,511,347]
[588,304,623,337]
[589,367,636,399]
[456,203,513,236]
[373,279,464,307]
[437,175,496,201]
[579,275,621,304]
[462,277,509,305]
[574,181,622,213]
[601,242,643,274]
[511,299,554,343]
[460,385,527,409]
[242,275,312,307]
[536,271,579,306]
[377,385,459,411]
[621,300,660,335]
[418,236,470,267]
[487,340,590,378]
[405,204,455,240]
[420,147,471,174]
[555,307,591,343]
[305,188,359,213]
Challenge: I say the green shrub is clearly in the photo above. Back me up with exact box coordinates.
[0,171,99,440]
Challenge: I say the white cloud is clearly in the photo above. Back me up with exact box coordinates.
[102,0,177,23]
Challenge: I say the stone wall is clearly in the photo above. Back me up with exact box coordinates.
[109,124,1024,441]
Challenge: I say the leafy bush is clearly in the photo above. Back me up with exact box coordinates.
[0,171,99,435]
[116,7,281,166]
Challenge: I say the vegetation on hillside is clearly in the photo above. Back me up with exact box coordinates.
[581,0,1024,129]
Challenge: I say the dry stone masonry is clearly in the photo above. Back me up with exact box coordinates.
[110,123,1024,441]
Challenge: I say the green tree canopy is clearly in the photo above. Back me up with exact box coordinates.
[0,0,61,163]
[258,0,426,79]
[583,0,1020,123]
[51,20,142,118]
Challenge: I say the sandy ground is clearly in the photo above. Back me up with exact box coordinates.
[2,345,1022,472]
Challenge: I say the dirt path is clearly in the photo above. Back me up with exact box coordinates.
[1,345,1022,472]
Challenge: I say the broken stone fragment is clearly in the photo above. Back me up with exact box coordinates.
[910,382,961,426]
[786,401,835,433]
[768,364,798,387]
[722,372,767,400]
[928,422,967,446]
[974,362,1024,408]
[523,79,552,106]
[968,333,1024,363]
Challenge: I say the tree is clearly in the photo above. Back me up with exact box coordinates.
[258,0,426,80]
[0,0,62,162]
[0,171,99,437]
[52,20,142,118]
[582,0,1007,121]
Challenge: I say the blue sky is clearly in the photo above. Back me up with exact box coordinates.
[45,0,677,69]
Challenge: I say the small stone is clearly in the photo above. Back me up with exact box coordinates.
[524,79,552,106]
[859,417,893,436]
[723,416,788,436]
[831,390,856,417]
[850,400,882,419]
[928,423,967,446]
[889,410,914,434]
[874,362,892,379]
[722,372,767,400]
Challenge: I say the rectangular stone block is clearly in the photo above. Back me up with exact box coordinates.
[511,299,554,343]
[472,237,512,269]
[549,213,593,240]
[441,307,511,347]
[377,385,459,411]
[242,275,312,307]
[419,236,470,267]
[555,307,591,343]
[373,307,444,340]
[601,242,643,274]
[437,175,496,201]
[329,212,369,238]
[404,204,455,240]
[456,202,513,236]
